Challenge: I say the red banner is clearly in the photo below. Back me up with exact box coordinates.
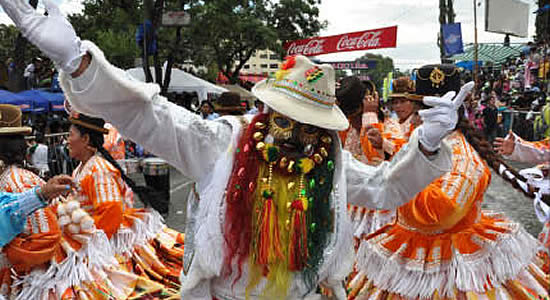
[284,26,398,57]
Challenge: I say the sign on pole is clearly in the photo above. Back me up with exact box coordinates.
[442,23,464,56]
[284,26,398,57]
[321,60,377,70]
[162,11,191,26]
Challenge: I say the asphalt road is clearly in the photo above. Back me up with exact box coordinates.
[133,162,544,238]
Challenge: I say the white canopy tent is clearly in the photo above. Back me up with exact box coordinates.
[126,67,227,101]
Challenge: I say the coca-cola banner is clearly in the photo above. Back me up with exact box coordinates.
[284,26,398,57]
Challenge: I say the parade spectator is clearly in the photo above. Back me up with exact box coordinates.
[483,95,499,142]
[199,100,219,120]
[23,57,41,90]
[27,132,50,177]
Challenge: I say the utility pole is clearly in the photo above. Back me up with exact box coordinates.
[439,0,447,61]
[473,0,479,95]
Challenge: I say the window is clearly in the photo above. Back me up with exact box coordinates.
[270,64,279,69]
[260,54,268,59]
[270,55,279,60]
[260,64,268,69]
[243,65,250,69]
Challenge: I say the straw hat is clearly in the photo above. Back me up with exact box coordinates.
[69,112,109,134]
[389,77,419,101]
[252,55,348,130]
[0,104,32,135]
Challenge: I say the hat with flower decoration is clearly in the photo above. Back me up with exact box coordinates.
[252,55,348,131]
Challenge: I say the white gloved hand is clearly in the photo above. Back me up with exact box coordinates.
[418,81,475,152]
[0,0,84,73]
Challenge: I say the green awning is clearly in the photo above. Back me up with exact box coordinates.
[450,44,524,66]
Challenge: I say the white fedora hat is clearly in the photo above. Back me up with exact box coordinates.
[252,55,349,131]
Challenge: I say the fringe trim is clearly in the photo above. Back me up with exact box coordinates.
[356,224,539,299]
[110,209,165,254]
[13,230,117,299]
[348,206,395,238]
[0,254,10,270]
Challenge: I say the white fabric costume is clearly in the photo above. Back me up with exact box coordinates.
[57,42,452,299]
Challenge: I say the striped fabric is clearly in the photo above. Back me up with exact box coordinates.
[0,166,55,235]
[72,154,132,214]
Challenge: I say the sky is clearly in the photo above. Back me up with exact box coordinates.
[0,0,537,71]
[317,0,536,70]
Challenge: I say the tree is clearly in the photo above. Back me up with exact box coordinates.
[187,0,326,84]
[535,0,550,42]
[69,0,325,91]
[354,53,394,92]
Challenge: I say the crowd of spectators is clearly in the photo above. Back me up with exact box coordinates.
[463,41,550,143]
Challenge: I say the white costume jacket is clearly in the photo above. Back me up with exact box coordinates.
[59,42,452,300]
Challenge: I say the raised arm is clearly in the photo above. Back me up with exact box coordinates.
[495,132,549,164]
[60,46,233,180]
[346,82,473,209]
[0,0,233,180]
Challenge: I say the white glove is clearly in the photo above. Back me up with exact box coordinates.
[0,0,84,73]
[418,81,475,152]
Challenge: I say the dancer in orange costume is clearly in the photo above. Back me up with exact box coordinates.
[0,105,169,299]
[67,113,184,294]
[348,65,549,300]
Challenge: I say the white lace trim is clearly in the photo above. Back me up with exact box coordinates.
[355,223,538,298]
[348,206,395,238]
[109,208,165,254]
[13,230,117,299]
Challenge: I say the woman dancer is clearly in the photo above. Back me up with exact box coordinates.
[66,112,184,292]
[348,65,549,299]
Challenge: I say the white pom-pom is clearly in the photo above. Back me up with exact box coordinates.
[57,203,67,216]
[58,215,71,227]
[71,209,86,223]
[66,201,80,213]
[80,216,94,232]
[68,224,80,234]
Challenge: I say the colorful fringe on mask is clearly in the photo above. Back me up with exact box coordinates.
[223,112,337,298]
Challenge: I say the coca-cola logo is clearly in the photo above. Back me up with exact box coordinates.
[336,31,382,51]
[287,39,326,56]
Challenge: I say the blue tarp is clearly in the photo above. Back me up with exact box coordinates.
[17,90,50,113]
[36,90,65,112]
[0,90,33,112]
[455,60,483,71]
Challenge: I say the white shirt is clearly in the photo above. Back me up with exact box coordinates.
[23,63,35,78]
[31,144,49,175]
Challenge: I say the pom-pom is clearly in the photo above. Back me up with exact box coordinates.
[58,215,71,227]
[66,201,80,213]
[80,216,94,232]
[68,224,80,234]
[71,209,86,223]
[57,203,67,216]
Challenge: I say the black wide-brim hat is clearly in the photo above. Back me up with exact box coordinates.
[413,64,461,97]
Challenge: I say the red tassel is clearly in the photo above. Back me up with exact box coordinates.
[255,197,283,271]
[288,200,308,271]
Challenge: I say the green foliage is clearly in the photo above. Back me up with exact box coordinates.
[96,30,140,69]
[183,0,325,83]
[67,0,325,85]
[355,53,395,91]
[535,0,550,42]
